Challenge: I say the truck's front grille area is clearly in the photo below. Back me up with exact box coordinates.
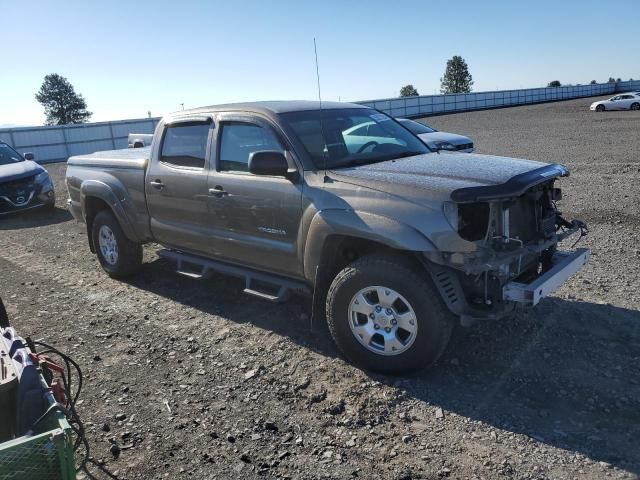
[508,192,556,243]
[455,143,474,151]
[0,176,37,211]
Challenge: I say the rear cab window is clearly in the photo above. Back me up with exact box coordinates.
[160,121,211,169]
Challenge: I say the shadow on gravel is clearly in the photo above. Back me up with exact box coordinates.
[0,206,72,230]
[413,298,640,474]
[130,257,640,474]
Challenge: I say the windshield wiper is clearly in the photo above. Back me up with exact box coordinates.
[335,157,383,168]
[392,150,425,159]
[332,151,426,169]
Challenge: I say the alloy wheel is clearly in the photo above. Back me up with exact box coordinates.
[348,286,418,356]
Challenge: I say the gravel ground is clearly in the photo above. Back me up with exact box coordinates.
[1,95,639,479]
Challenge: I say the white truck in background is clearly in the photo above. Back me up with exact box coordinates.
[127,133,154,148]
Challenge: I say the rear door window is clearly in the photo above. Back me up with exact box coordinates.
[160,121,211,169]
[218,123,283,172]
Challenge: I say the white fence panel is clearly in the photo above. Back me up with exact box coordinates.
[355,81,619,118]
[0,80,634,164]
[12,128,65,148]
[0,117,161,163]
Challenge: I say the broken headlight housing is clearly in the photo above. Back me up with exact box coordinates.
[457,202,491,242]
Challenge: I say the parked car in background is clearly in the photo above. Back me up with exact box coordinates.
[590,93,640,111]
[128,133,154,148]
[396,118,474,152]
[0,142,55,216]
[66,101,588,374]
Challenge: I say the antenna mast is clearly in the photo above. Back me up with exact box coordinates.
[313,38,329,182]
[313,38,322,107]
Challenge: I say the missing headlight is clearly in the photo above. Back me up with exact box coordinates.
[458,202,490,241]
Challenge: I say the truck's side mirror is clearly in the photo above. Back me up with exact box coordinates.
[248,151,289,177]
[24,152,35,161]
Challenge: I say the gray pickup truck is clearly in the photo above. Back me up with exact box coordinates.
[66,101,588,374]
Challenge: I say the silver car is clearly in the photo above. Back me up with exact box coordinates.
[397,118,474,152]
[590,93,640,111]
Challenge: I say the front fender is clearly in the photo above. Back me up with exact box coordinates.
[303,209,436,281]
[80,180,141,243]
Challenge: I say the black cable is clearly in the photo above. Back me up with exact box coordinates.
[32,341,90,473]
[29,341,124,477]
[570,223,588,249]
[35,342,83,404]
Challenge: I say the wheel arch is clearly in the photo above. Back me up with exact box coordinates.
[303,209,436,285]
[80,180,141,252]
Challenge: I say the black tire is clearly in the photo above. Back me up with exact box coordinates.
[91,209,142,279]
[596,104,605,112]
[326,255,454,375]
[631,102,640,111]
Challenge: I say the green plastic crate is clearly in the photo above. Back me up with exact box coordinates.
[0,381,75,480]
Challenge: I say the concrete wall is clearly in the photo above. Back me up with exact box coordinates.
[1,80,637,164]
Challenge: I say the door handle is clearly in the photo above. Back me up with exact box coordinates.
[150,180,164,190]
[208,186,229,198]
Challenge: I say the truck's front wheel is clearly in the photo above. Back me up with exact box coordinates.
[91,210,142,279]
[326,255,453,375]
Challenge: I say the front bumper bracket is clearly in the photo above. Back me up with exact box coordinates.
[503,248,589,306]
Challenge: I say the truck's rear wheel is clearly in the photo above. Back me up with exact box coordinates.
[91,210,142,279]
[326,255,453,375]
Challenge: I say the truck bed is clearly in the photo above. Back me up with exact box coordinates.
[67,147,150,169]
[66,147,152,242]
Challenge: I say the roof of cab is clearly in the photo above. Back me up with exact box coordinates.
[176,100,369,116]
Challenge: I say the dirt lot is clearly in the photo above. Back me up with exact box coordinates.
[1,95,639,479]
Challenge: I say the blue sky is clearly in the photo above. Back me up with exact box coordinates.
[1,0,637,126]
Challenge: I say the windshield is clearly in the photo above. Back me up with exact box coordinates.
[398,118,437,134]
[0,143,24,166]
[280,108,430,169]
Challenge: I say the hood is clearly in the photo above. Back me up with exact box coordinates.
[0,160,44,184]
[418,131,472,146]
[330,152,561,204]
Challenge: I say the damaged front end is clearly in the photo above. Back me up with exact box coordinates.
[424,164,589,324]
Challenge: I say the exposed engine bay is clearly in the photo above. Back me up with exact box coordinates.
[425,176,588,322]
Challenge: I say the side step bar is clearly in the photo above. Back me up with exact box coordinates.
[157,249,311,303]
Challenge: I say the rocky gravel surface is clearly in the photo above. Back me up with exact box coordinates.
[1,95,639,479]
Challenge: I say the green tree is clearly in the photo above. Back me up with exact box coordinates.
[35,73,92,125]
[607,77,616,83]
[440,56,473,94]
[589,80,597,84]
[547,80,561,88]
[399,84,419,97]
